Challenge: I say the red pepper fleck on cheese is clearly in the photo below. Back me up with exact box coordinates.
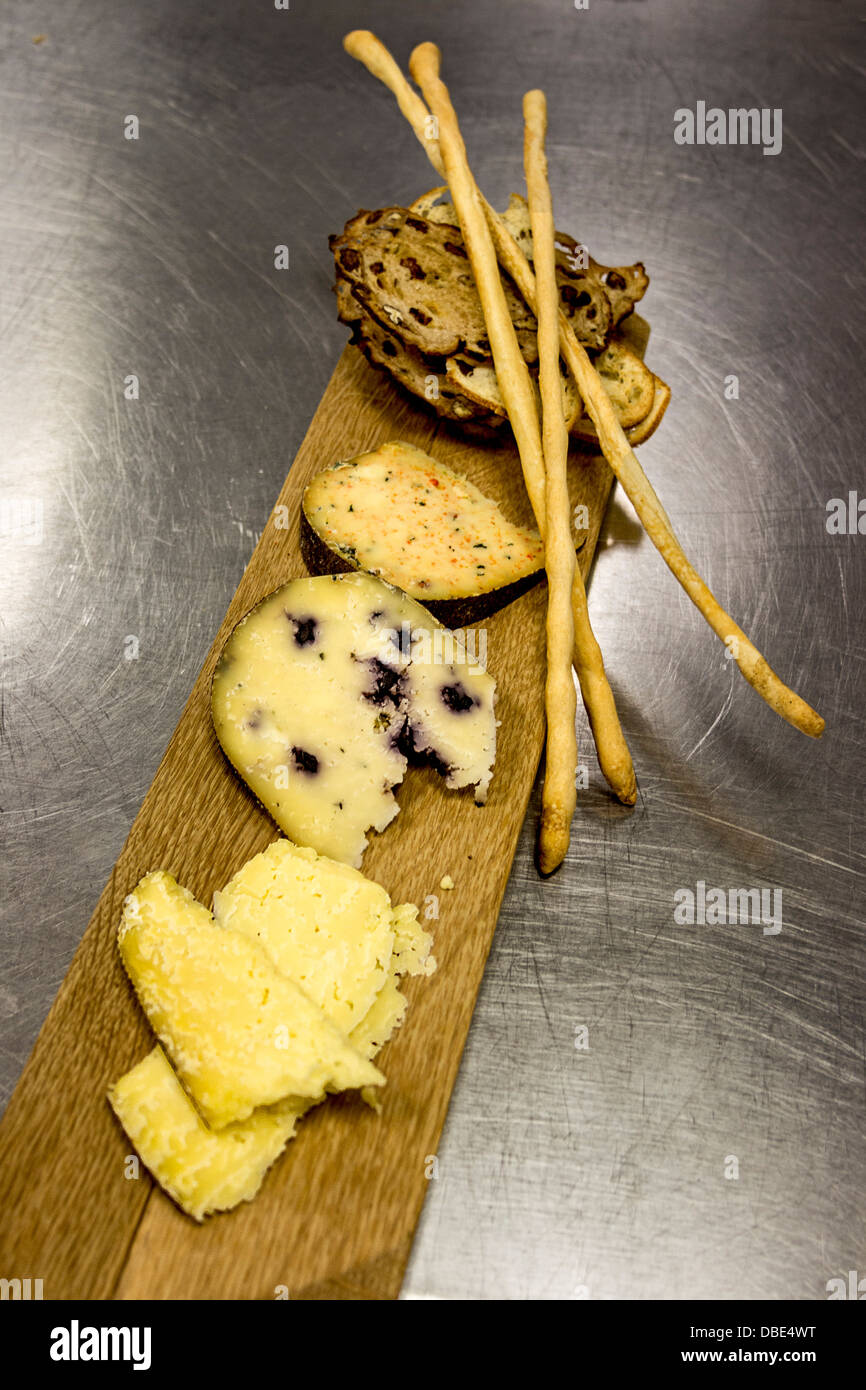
[302,441,543,605]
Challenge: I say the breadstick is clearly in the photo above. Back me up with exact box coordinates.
[342,30,825,739]
[554,326,825,737]
[344,30,441,170]
[408,42,637,806]
[407,47,546,513]
[523,89,577,873]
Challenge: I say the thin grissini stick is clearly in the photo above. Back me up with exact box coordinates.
[553,331,825,737]
[524,89,577,873]
[408,41,637,805]
[343,30,825,740]
[408,48,545,511]
[352,29,635,802]
[344,31,448,175]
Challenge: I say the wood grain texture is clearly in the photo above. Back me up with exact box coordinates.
[0,328,645,1300]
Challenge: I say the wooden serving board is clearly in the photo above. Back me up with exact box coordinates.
[0,324,644,1300]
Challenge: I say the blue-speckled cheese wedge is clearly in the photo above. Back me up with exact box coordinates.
[211,573,496,867]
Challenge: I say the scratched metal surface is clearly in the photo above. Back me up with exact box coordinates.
[1,0,863,1301]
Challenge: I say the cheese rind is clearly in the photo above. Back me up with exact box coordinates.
[108,1048,307,1222]
[118,870,384,1128]
[301,441,543,621]
[211,573,496,867]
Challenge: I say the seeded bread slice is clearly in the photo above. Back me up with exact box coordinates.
[349,299,657,439]
[331,206,540,361]
[330,202,646,361]
[592,340,656,428]
[409,189,647,340]
[499,193,649,330]
[346,301,507,430]
[341,290,582,434]
[332,197,663,443]
[446,340,658,434]
[573,375,671,447]
[409,186,457,222]
[445,354,584,432]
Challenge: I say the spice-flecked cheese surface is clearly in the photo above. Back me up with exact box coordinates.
[108,1048,308,1222]
[302,440,543,613]
[118,870,384,1128]
[211,573,496,867]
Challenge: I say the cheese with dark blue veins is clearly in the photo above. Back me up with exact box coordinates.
[211,573,496,866]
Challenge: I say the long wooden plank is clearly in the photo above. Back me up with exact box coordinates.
[0,335,631,1299]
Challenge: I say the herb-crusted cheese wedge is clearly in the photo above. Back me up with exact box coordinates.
[211,573,496,867]
[118,870,384,1128]
[108,1048,308,1222]
[301,441,544,623]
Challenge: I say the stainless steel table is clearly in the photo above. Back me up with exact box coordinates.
[1,0,863,1301]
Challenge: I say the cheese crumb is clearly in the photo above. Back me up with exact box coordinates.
[439,875,455,891]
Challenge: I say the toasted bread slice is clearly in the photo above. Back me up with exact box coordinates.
[412,190,649,338]
[410,186,458,224]
[330,202,648,360]
[500,193,649,330]
[335,272,362,328]
[349,303,506,429]
[446,331,655,435]
[445,354,583,431]
[573,375,671,447]
[592,340,656,427]
[350,296,661,440]
[331,206,539,360]
[332,198,666,444]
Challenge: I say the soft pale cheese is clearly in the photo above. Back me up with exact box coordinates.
[213,838,398,1035]
[302,441,543,603]
[108,1048,308,1222]
[211,573,496,867]
[118,870,383,1128]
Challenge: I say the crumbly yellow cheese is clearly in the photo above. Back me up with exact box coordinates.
[303,441,543,602]
[213,838,398,1035]
[108,1048,308,1222]
[213,838,435,1043]
[211,573,496,867]
[349,977,409,1060]
[110,851,435,1220]
[118,870,383,1128]
[390,900,437,978]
